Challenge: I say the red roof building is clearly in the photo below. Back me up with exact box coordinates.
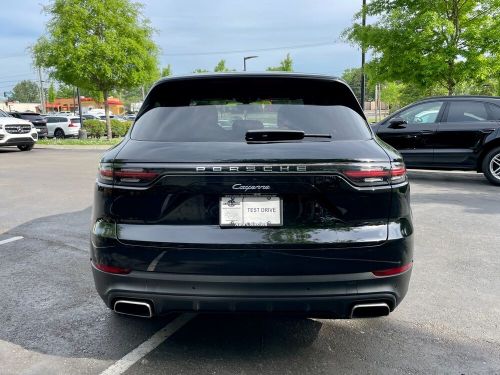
[45,97,124,114]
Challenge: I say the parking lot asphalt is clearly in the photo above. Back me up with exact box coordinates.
[0,147,499,375]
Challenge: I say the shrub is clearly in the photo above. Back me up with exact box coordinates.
[110,119,132,137]
[83,119,106,138]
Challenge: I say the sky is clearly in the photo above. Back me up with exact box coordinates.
[0,0,363,95]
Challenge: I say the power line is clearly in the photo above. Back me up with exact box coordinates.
[0,53,28,60]
[0,72,36,80]
[0,78,37,85]
[0,41,337,62]
[160,41,336,57]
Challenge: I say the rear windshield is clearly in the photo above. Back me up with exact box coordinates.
[132,104,370,142]
[20,113,43,120]
[132,77,370,142]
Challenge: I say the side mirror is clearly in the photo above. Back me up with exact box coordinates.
[388,117,408,129]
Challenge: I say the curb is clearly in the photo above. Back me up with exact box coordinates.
[35,145,113,150]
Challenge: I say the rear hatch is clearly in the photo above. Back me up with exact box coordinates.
[96,75,406,274]
[109,140,393,245]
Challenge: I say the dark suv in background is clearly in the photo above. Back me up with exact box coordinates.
[9,112,49,138]
[91,73,413,320]
[372,96,500,185]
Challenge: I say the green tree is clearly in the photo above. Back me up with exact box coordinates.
[161,64,172,77]
[56,83,74,98]
[32,0,160,139]
[341,67,375,102]
[48,82,56,103]
[344,0,500,95]
[214,59,230,72]
[118,86,143,107]
[455,77,500,96]
[380,82,405,113]
[10,80,40,103]
[192,68,210,74]
[266,53,293,72]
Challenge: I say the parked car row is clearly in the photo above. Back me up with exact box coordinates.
[0,109,139,151]
[9,112,49,138]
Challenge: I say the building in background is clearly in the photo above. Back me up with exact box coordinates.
[45,96,124,114]
[130,102,143,113]
[0,99,41,113]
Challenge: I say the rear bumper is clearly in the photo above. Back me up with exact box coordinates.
[66,128,80,137]
[92,263,411,318]
[36,127,48,137]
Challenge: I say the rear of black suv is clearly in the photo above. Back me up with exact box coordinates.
[91,73,413,319]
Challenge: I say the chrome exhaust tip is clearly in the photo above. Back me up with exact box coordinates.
[113,300,153,318]
[350,302,390,319]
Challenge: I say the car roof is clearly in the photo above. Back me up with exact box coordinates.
[154,71,346,87]
[417,95,500,103]
[377,95,500,124]
[9,111,42,115]
[143,72,364,119]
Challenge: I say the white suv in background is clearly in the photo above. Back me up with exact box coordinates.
[0,109,38,151]
[45,116,81,138]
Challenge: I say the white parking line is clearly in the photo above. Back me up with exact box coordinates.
[0,236,23,245]
[100,313,196,375]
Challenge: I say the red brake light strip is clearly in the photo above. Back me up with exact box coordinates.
[372,262,413,277]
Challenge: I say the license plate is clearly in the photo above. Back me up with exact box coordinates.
[220,195,282,227]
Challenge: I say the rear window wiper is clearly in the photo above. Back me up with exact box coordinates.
[245,130,332,142]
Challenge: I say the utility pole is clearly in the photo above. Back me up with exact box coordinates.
[76,88,83,124]
[37,67,45,113]
[360,0,367,111]
[374,83,382,122]
[72,87,77,114]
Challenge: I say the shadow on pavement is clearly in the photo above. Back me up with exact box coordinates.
[407,169,489,186]
[0,147,21,153]
[126,314,500,374]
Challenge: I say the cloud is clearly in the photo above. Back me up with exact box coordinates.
[0,0,361,91]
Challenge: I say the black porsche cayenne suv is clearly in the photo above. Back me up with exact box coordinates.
[91,73,413,319]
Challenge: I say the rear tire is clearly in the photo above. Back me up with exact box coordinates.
[54,128,65,139]
[17,144,34,151]
[482,146,500,186]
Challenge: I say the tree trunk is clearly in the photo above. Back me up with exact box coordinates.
[447,81,455,96]
[103,90,112,139]
[446,60,455,96]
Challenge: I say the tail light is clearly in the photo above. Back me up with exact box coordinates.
[98,163,160,186]
[93,262,131,274]
[373,262,413,277]
[68,119,80,127]
[342,162,407,186]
